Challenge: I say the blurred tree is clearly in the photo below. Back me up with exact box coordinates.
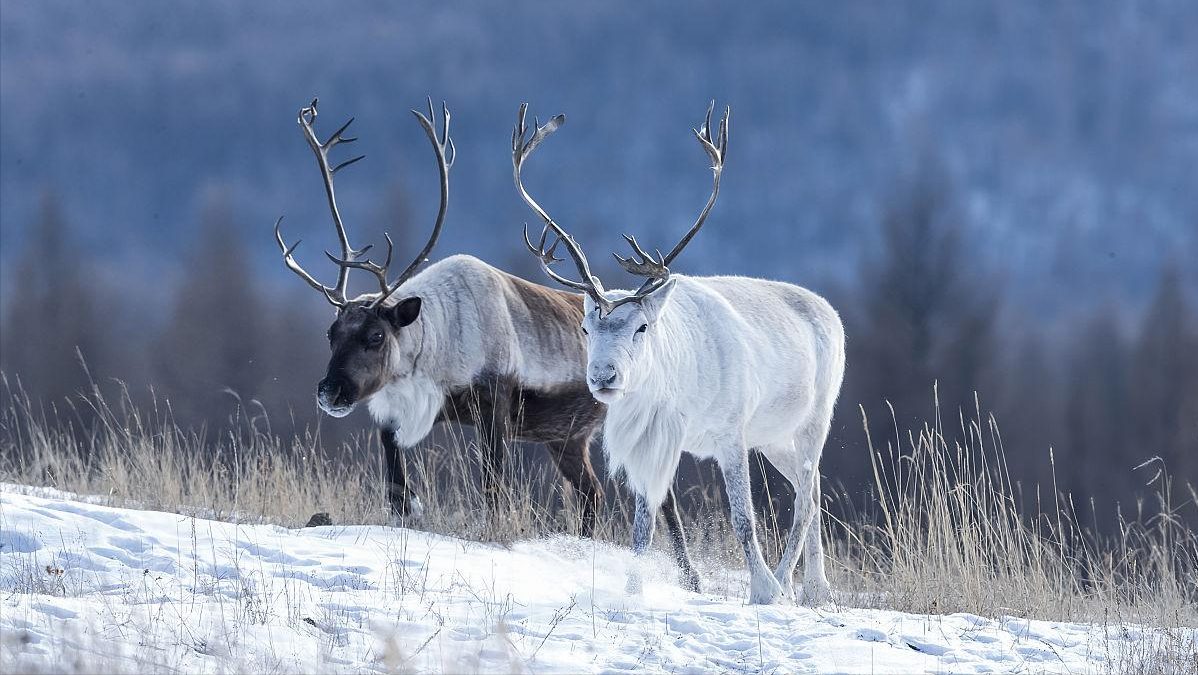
[361,179,416,296]
[0,192,108,404]
[153,192,268,427]
[256,293,331,438]
[994,331,1063,490]
[845,156,999,432]
[1063,309,1131,503]
[1129,264,1198,486]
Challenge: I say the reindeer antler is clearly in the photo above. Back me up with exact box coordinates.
[516,102,729,315]
[614,101,729,293]
[326,98,454,308]
[275,98,369,307]
[276,97,454,309]
[512,104,612,308]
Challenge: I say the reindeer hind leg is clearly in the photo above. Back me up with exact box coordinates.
[546,433,604,537]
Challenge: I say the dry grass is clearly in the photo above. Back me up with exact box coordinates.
[826,392,1197,627]
[1,375,1195,673]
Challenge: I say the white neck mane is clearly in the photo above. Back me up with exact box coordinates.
[364,267,455,445]
[601,299,697,506]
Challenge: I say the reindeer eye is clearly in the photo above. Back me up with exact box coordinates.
[580,326,588,336]
[367,331,385,347]
[636,324,648,334]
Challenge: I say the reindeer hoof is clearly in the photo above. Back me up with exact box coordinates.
[625,571,645,595]
[800,580,833,606]
[773,570,796,601]
[748,574,786,605]
[389,491,425,522]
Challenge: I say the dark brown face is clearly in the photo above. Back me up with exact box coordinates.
[316,297,422,417]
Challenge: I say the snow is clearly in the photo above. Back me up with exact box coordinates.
[0,486,1163,673]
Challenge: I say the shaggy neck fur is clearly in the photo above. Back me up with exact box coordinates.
[366,287,446,446]
[600,290,699,507]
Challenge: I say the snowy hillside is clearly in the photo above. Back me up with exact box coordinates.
[0,487,1169,673]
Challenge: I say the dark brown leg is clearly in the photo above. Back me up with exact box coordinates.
[661,488,701,592]
[475,379,513,519]
[380,425,421,518]
[546,433,604,537]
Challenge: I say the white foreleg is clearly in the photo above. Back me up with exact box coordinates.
[720,446,785,604]
[625,492,657,594]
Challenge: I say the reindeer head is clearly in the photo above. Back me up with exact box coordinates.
[275,98,453,417]
[513,102,729,402]
[316,298,423,416]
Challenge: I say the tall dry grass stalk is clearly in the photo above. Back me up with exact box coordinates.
[826,389,1196,625]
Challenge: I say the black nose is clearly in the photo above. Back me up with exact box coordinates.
[317,378,355,406]
[589,372,618,389]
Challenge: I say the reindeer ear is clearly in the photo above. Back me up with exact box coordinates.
[639,278,677,323]
[385,297,422,329]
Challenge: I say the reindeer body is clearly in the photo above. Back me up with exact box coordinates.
[598,275,844,507]
[365,254,593,445]
[587,274,844,604]
[509,100,832,602]
[354,253,599,531]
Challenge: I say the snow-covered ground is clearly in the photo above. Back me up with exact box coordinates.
[0,486,1168,673]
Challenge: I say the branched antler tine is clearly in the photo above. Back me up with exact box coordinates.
[440,101,450,143]
[690,100,730,169]
[659,103,730,267]
[512,103,530,155]
[323,232,397,296]
[522,223,553,259]
[521,223,596,294]
[523,116,565,164]
[512,103,605,303]
[372,100,454,307]
[717,105,729,156]
[331,154,365,174]
[379,233,394,270]
[702,100,715,143]
[325,117,356,149]
[292,99,364,303]
[274,216,343,307]
[614,233,670,279]
[300,98,319,126]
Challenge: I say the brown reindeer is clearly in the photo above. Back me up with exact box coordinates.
[274,98,698,589]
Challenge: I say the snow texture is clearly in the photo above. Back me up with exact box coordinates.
[0,486,1166,673]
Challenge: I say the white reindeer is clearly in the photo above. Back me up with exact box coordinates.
[512,104,845,605]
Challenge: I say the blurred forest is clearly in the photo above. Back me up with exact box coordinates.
[1,1,1196,528]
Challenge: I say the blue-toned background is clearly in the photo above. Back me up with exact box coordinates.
[2,1,1195,518]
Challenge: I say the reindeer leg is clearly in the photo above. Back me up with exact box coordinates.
[546,433,604,537]
[626,491,658,595]
[661,487,701,592]
[477,379,513,530]
[720,446,785,604]
[381,425,423,521]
